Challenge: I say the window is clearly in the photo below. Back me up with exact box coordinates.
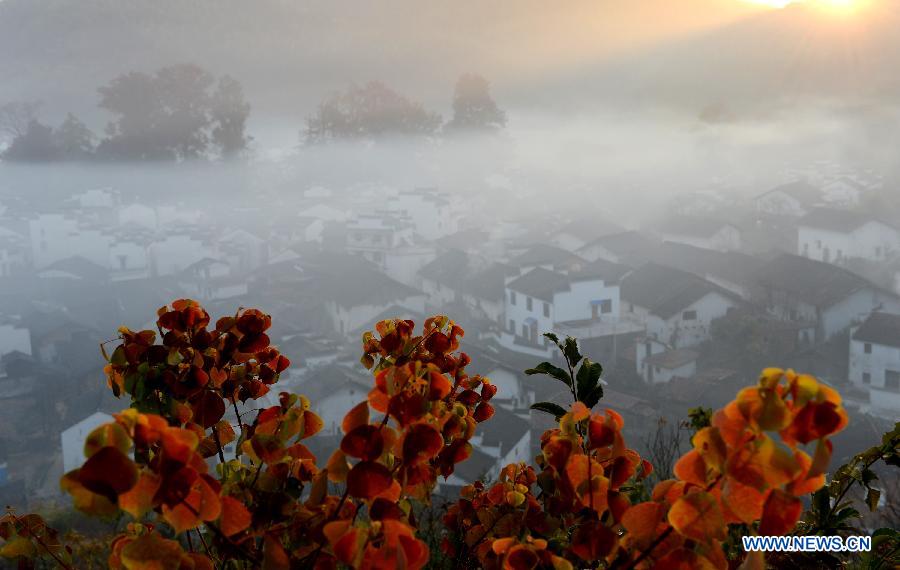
[526,297,533,311]
[509,319,515,332]
[117,254,127,270]
[803,243,809,257]
[592,299,613,319]
[629,303,635,313]
[886,370,900,390]
[543,302,550,318]
[682,310,698,321]
[864,343,872,354]
[862,372,871,384]
[522,324,529,339]
[510,291,517,305]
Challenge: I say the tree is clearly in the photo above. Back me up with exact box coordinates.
[54,113,96,159]
[304,81,442,143]
[96,64,248,161]
[445,73,506,132]
[0,101,41,142]
[3,300,896,569]
[210,75,252,159]
[1,119,60,162]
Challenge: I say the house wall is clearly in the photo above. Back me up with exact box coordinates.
[755,192,806,217]
[388,193,458,240]
[149,235,214,276]
[462,294,504,326]
[0,324,31,357]
[798,222,899,263]
[327,294,426,338]
[61,413,114,473]
[821,289,900,341]
[484,368,524,407]
[645,292,736,348]
[849,338,900,415]
[421,278,457,309]
[385,248,435,287]
[29,214,110,268]
[662,227,741,253]
[504,288,553,344]
[314,388,367,435]
[109,240,149,280]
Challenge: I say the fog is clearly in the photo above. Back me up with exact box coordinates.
[1,0,899,534]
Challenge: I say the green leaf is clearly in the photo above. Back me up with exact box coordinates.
[525,362,571,387]
[582,385,604,409]
[543,332,560,346]
[530,402,567,420]
[110,345,127,366]
[575,359,603,404]
[866,488,881,512]
[562,337,582,367]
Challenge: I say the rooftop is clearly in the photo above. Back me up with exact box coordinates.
[853,312,900,349]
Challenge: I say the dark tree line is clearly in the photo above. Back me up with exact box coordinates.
[0,64,251,162]
[303,73,506,144]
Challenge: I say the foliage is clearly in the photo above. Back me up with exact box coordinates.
[2,300,894,569]
[304,81,442,143]
[445,73,507,132]
[96,64,251,161]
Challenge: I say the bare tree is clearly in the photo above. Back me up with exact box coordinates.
[642,416,689,485]
[0,101,42,141]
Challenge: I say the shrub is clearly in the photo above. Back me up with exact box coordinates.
[2,299,894,569]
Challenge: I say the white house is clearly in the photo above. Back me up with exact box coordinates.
[387,189,458,241]
[296,203,349,223]
[179,258,248,302]
[148,233,215,277]
[0,319,31,358]
[621,264,740,348]
[547,217,625,252]
[61,412,115,473]
[634,337,698,385]
[754,181,822,218]
[848,312,900,416]
[656,216,742,252]
[501,261,633,356]
[577,231,659,266]
[756,254,900,343]
[798,208,900,264]
[821,176,866,207]
[29,214,111,269]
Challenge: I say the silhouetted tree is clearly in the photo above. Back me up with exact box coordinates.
[54,113,96,159]
[445,73,506,132]
[1,119,59,161]
[96,64,249,161]
[0,101,42,142]
[304,81,441,143]
[210,75,252,159]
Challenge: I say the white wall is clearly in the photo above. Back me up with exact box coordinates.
[61,412,115,473]
[0,323,31,357]
[645,292,736,348]
[149,235,214,276]
[29,214,110,268]
[756,192,807,217]
[821,289,900,341]
[327,294,426,339]
[849,338,900,415]
[388,192,458,240]
[799,222,899,264]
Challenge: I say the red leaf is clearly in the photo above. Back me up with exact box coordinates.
[78,447,138,502]
[191,391,226,429]
[759,489,802,535]
[220,496,252,537]
[473,402,494,423]
[346,461,392,499]
[341,425,385,461]
[401,423,444,465]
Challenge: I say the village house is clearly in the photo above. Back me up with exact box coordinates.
[178,258,248,302]
[821,176,867,207]
[546,216,625,252]
[0,224,28,277]
[797,208,900,264]
[655,216,742,252]
[576,231,659,267]
[646,242,765,300]
[305,254,427,339]
[848,312,900,417]
[754,180,822,218]
[148,232,216,277]
[0,317,31,359]
[387,188,459,241]
[500,260,634,357]
[620,264,741,349]
[344,213,435,286]
[755,254,900,343]
[634,337,698,385]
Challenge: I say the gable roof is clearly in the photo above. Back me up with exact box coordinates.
[476,406,530,449]
[578,231,658,265]
[759,180,822,204]
[756,254,878,308]
[303,254,424,308]
[852,312,900,349]
[509,244,585,271]
[645,348,699,369]
[657,216,738,239]
[38,256,109,282]
[622,263,735,319]
[418,249,478,288]
[506,268,572,302]
[647,242,763,290]
[799,208,896,234]
[552,217,625,243]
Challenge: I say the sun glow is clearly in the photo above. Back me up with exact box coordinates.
[744,0,867,12]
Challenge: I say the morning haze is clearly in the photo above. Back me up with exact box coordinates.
[0,0,898,547]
